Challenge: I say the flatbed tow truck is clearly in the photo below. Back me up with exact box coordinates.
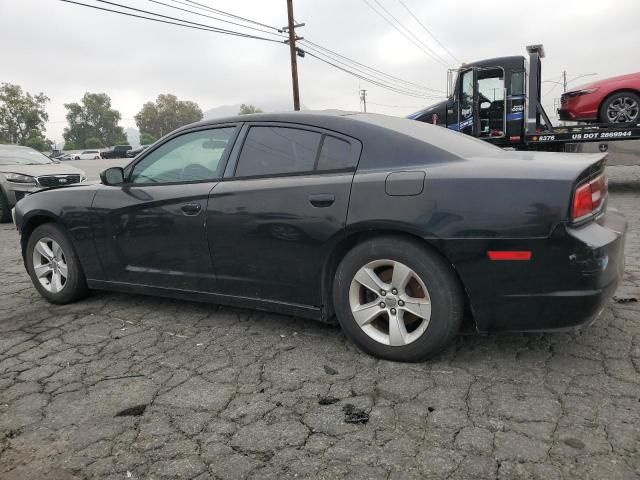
[409,44,640,152]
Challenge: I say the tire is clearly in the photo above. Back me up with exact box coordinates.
[599,91,640,124]
[0,190,11,223]
[25,223,89,304]
[332,236,464,362]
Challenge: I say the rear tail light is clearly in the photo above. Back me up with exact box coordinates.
[571,173,608,222]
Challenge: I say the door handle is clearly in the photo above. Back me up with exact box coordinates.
[309,193,335,208]
[181,203,202,215]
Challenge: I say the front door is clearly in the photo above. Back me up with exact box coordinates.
[476,67,506,140]
[92,125,239,291]
[451,68,478,136]
[207,124,361,307]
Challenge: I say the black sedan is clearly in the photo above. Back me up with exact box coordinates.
[13,112,627,362]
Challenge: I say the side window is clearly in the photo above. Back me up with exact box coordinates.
[235,126,321,177]
[511,71,525,96]
[131,127,235,184]
[316,136,355,171]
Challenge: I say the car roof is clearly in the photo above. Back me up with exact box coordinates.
[181,109,358,129]
[176,110,503,161]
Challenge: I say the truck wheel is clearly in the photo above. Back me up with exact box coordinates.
[332,236,464,362]
[599,92,640,123]
[0,190,11,223]
[26,223,89,304]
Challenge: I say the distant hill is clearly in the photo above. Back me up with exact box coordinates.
[203,100,307,120]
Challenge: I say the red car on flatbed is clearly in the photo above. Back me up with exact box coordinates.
[559,72,640,124]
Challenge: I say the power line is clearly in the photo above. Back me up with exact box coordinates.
[145,0,288,39]
[300,42,442,97]
[182,0,283,32]
[59,0,284,43]
[395,0,461,64]
[143,0,443,95]
[304,50,439,99]
[300,39,444,94]
[83,0,284,40]
[59,0,444,101]
[361,0,451,68]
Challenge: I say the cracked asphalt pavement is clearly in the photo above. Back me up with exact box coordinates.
[0,190,638,480]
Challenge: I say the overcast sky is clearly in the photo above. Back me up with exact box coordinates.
[2,0,639,146]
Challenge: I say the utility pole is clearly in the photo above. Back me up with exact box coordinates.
[563,70,567,93]
[360,89,367,112]
[285,0,301,111]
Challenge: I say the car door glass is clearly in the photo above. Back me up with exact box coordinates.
[235,126,321,177]
[316,136,355,170]
[131,128,235,184]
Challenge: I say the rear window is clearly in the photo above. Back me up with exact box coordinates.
[236,127,321,177]
[317,136,355,170]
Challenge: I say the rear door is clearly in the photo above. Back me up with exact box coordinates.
[206,123,361,307]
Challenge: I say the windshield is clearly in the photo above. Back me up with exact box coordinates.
[0,146,53,165]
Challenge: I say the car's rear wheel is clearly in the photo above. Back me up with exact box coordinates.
[26,223,89,304]
[0,190,11,223]
[332,236,464,362]
[599,91,640,124]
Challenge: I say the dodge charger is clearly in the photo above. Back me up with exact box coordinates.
[12,112,627,362]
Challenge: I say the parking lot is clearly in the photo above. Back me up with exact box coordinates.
[0,184,638,479]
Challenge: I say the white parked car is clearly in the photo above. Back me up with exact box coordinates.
[73,150,102,160]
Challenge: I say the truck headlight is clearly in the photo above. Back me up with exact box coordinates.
[80,174,88,183]
[5,173,36,184]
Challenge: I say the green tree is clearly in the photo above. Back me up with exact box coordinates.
[135,94,203,139]
[63,92,126,149]
[139,132,157,145]
[238,104,263,115]
[24,134,52,152]
[84,137,103,148]
[0,83,49,145]
[63,141,76,150]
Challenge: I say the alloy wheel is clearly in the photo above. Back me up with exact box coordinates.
[349,259,431,346]
[32,237,68,293]
[606,97,639,123]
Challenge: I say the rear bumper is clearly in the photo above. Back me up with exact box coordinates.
[496,209,626,331]
[453,208,627,333]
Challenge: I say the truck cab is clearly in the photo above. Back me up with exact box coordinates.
[408,56,528,148]
[409,44,640,151]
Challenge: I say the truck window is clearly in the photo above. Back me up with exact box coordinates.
[511,72,525,96]
[477,67,505,138]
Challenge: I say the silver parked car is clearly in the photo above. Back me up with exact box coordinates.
[0,145,87,222]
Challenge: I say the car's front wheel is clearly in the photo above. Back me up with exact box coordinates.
[26,223,89,304]
[332,236,464,362]
[599,91,640,124]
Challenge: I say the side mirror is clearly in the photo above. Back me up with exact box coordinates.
[100,167,125,186]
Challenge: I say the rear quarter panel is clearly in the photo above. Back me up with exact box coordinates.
[346,143,579,332]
